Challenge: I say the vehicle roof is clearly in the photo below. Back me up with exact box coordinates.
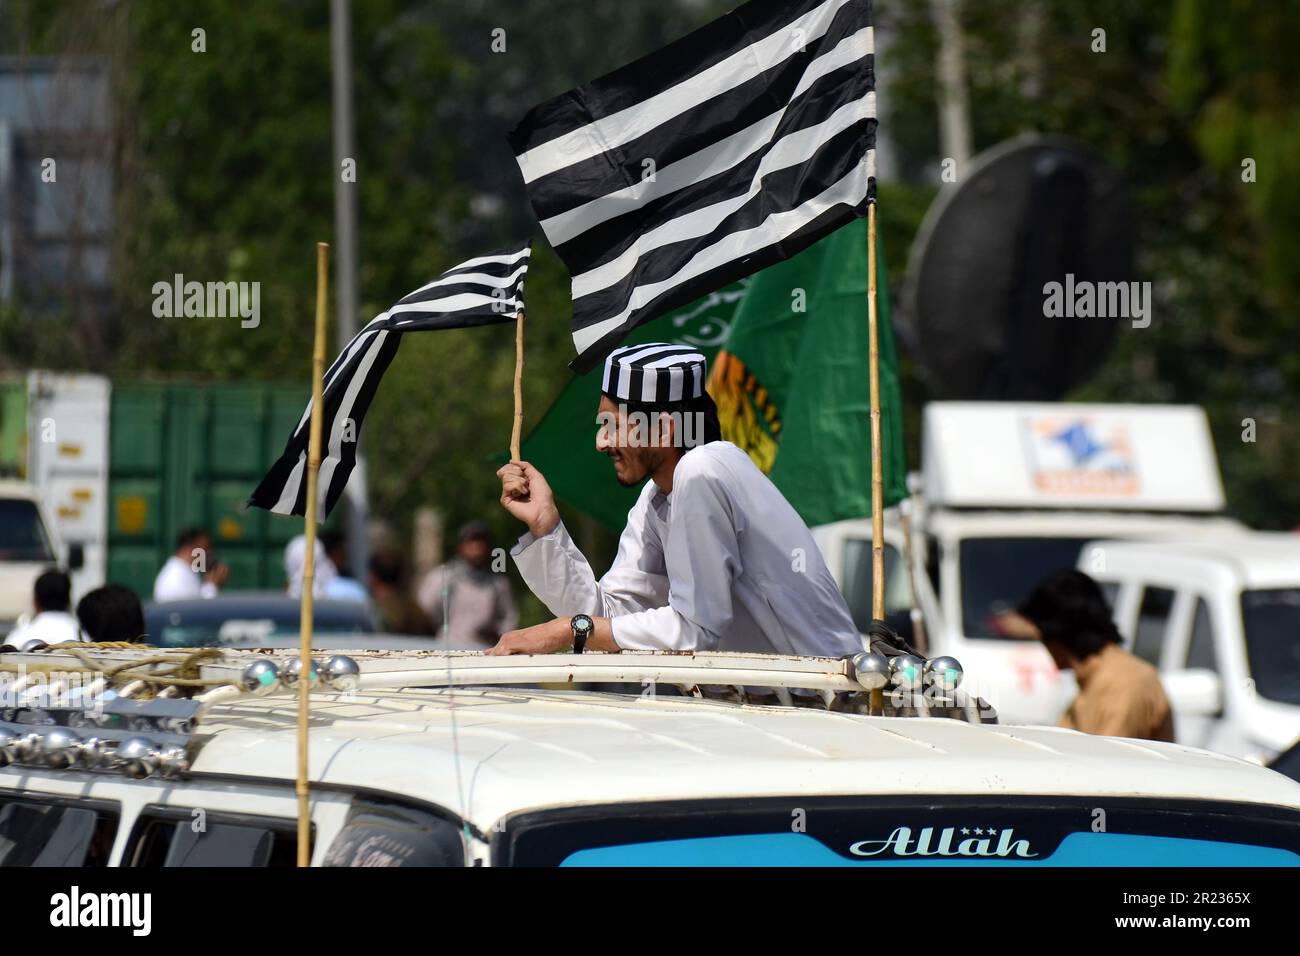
[191,685,1300,829]
[925,509,1245,539]
[1088,534,1300,589]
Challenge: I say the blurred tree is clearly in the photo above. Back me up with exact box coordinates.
[1169,0,1300,321]
[878,0,1300,529]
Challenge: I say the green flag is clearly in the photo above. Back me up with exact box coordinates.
[521,216,906,529]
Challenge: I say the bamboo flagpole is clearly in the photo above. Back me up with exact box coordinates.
[866,202,885,623]
[296,241,330,867]
[511,310,525,461]
[866,201,886,716]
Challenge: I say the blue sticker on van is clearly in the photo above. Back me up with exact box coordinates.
[560,831,1299,867]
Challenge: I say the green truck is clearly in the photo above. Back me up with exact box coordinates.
[0,373,313,601]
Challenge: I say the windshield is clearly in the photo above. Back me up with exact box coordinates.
[1241,588,1300,705]
[497,797,1300,867]
[0,499,55,563]
[959,537,1093,639]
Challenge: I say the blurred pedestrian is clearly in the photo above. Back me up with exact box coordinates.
[417,520,517,647]
[153,527,228,601]
[4,569,84,650]
[76,585,146,643]
[284,534,367,603]
[1018,569,1174,742]
[321,528,369,602]
[369,551,432,635]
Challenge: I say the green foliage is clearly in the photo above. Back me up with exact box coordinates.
[879,0,1300,529]
[106,0,466,381]
[1169,0,1300,317]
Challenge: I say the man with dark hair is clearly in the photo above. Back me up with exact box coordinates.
[417,520,517,647]
[4,569,83,651]
[1017,569,1174,742]
[76,585,147,643]
[153,527,228,601]
[490,344,862,658]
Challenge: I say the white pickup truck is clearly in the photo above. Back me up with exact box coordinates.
[1083,534,1300,765]
[817,402,1245,727]
[0,647,1296,866]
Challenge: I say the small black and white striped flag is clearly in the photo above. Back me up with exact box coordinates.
[509,0,875,373]
[249,242,531,519]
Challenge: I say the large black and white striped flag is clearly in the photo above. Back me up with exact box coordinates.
[249,242,531,519]
[509,0,875,373]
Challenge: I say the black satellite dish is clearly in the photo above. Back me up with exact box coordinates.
[899,135,1134,400]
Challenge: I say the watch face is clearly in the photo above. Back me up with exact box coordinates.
[572,615,593,636]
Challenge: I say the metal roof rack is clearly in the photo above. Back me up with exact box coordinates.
[0,646,989,779]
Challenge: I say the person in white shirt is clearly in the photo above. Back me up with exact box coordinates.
[283,534,368,603]
[489,343,863,658]
[152,527,228,602]
[4,569,84,651]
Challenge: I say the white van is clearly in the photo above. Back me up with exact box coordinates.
[1082,534,1300,765]
[818,403,1245,726]
[1,646,1297,866]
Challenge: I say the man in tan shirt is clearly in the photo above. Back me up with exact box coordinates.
[417,520,517,648]
[1014,570,1175,742]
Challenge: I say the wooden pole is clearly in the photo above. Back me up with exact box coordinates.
[866,202,885,717]
[296,241,329,867]
[511,311,525,461]
[867,202,885,624]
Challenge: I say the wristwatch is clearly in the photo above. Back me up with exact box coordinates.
[570,614,594,654]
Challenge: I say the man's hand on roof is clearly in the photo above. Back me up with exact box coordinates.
[497,460,561,538]
[487,617,570,655]
[487,616,620,655]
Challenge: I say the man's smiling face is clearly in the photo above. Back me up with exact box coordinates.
[595,394,671,487]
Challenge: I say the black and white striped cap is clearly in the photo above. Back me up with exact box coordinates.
[601,343,707,404]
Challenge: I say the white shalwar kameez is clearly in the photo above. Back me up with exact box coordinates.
[512,441,864,656]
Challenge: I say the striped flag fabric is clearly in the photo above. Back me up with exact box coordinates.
[248,242,531,519]
[509,0,876,373]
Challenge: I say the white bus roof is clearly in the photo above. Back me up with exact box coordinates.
[922,402,1225,512]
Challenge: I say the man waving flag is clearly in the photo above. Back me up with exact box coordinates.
[509,0,876,371]
[249,242,531,519]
